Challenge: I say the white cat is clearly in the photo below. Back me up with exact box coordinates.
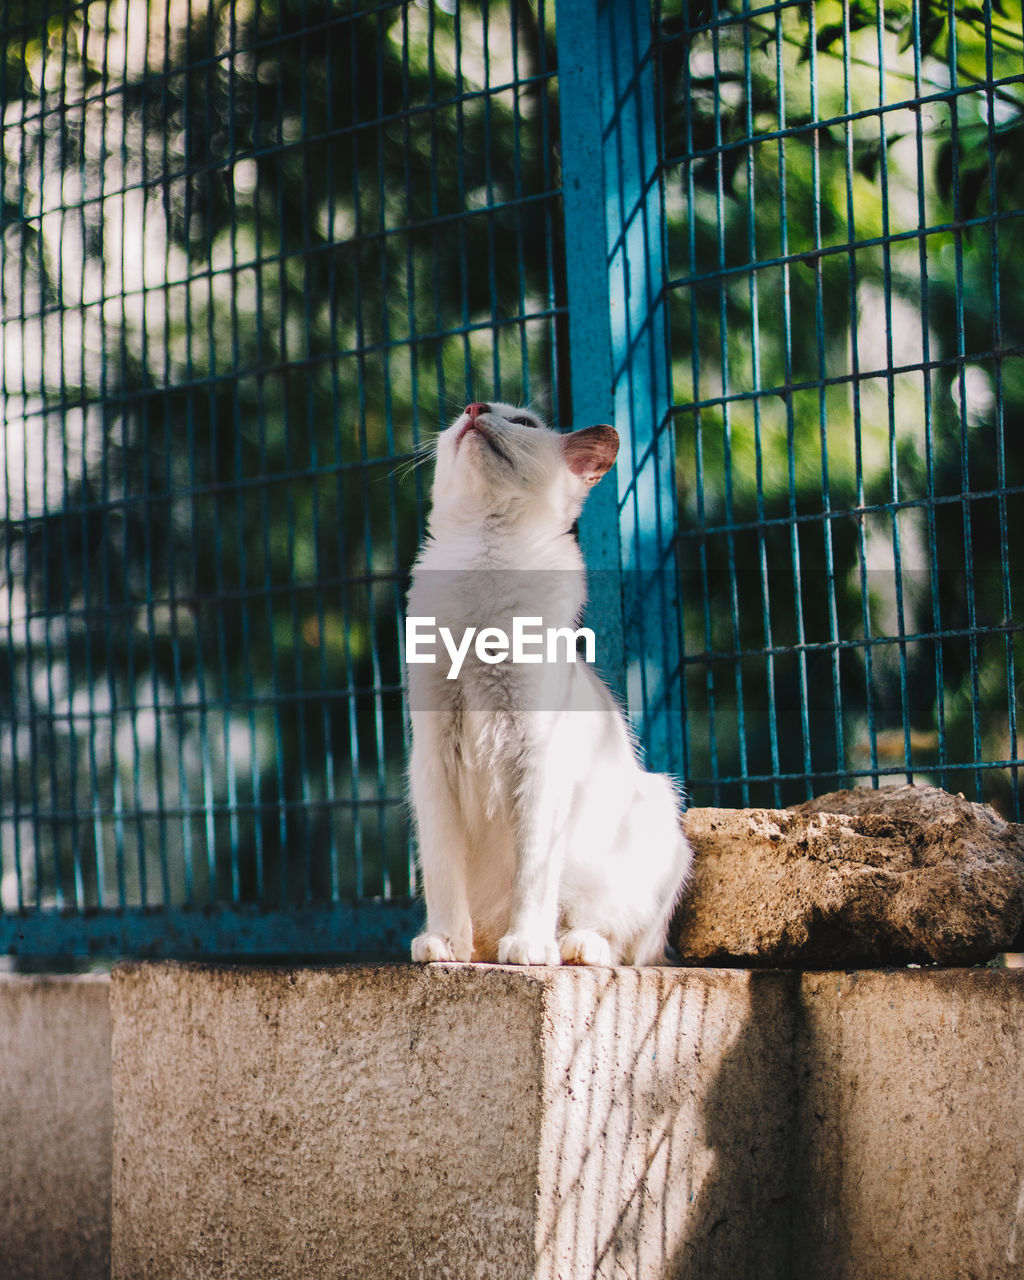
[406,401,692,966]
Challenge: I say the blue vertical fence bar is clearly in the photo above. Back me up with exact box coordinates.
[558,0,683,776]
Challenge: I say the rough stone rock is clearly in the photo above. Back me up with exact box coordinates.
[671,784,1024,967]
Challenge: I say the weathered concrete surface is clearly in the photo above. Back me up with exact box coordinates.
[112,963,547,1280]
[793,968,1024,1280]
[0,974,112,1280]
[674,785,1024,966]
[111,962,1024,1280]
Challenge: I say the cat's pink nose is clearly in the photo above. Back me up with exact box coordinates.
[465,402,491,422]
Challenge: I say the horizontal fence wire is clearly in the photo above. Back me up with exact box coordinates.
[0,0,563,955]
[660,0,1023,816]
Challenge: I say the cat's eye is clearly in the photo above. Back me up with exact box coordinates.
[508,414,537,427]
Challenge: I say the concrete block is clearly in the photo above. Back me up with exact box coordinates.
[792,969,1024,1280]
[0,974,112,1280]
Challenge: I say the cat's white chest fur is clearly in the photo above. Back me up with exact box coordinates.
[407,401,692,966]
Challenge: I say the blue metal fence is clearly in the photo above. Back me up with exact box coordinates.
[0,0,1020,958]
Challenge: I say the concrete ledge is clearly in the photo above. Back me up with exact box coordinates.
[110,963,1024,1280]
[0,974,112,1280]
[8,963,1020,1278]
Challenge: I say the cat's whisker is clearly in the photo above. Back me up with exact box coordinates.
[493,434,535,473]
[377,440,438,485]
[391,459,433,485]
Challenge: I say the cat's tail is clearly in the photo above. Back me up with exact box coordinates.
[628,829,694,966]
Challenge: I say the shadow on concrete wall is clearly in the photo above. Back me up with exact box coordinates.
[668,970,801,1280]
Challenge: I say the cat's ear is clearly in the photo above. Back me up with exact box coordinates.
[561,424,619,486]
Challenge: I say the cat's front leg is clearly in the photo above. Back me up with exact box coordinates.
[497,759,563,967]
[409,722,474,964]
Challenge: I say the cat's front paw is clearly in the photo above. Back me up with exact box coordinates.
[559,929,615,967]
[411,932,471,963]
[497,933,561,966]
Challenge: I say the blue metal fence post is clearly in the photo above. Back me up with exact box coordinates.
[557,0,683,776]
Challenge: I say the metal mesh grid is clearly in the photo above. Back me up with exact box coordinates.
[1,0,561,953]
[661,0,1024,815]
[3,0,1021,958]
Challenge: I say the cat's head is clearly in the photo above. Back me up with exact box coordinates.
[429,401,619,531]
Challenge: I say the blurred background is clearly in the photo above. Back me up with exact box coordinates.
[1,0,1021,958]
